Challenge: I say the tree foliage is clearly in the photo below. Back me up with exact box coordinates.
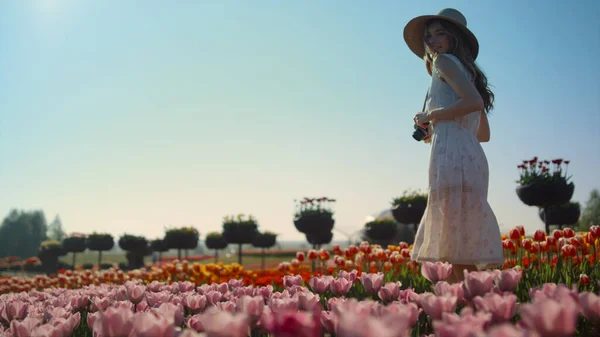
[0,209,48,259]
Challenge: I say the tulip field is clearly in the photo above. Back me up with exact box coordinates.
[1,226,600,337]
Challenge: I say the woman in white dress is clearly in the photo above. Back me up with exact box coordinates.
[403,9,504,282]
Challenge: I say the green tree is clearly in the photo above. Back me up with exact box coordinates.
[577,189,600,231]
[47,215,66,241]
[0,209,48,259]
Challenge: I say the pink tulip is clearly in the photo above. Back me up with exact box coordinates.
[10,317,42,337]
[438,307,491,332]
[6,301,28,321]
[44,306,71,321]
[130,311,176,337]
[153,302,184,327]
[136,301,149,312]
[432,320,483,337]
[262,309,320,337]
[87,311,102,331]
[579,292,600,320]
[529,283,579,304]
[398,288,421,304]
[377,302,420,329]
[421,261,453,284]
[286,285,307,297]
[113,300,134,311]
[487,324,541,337]
[92,306,134,337]
[377,282,401,303]
[256,285,273,300]
[359,272,384,294]
[205,290,223,305]
[337,270,359,283]
[283,275,303,288]
[320,311,336,334]
[115,286,129,301]
[179,281,196,293]
[216,282,229,294]
[519,296,578,337]
[462,270,495,301]
[71,295,90,310]
[92,296,112,312]
[418,293,457,321]
[187,314,204,332]
[433,281,466,305]
[28,323,64,337]
[495,269,522,292]
[330,298,375,318]
[228,279,244,289]
[166,283,181,294]
[199,308,250,337]
[215,300,237,313]
[196,284,211,295]
[296,291,320,311]
[335,310,407,337]
[330,278,353,296]
[184,294,208,314]
[127,285,147,304]
[270,297,299,312]
[473,293,517,323]
[237,295,264,324]
[178,329,206,337]
[148,281,164,292]
[309,276,332,294]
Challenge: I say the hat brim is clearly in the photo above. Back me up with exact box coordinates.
[403,14,479,60]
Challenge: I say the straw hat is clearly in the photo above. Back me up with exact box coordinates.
[403,8,479,60]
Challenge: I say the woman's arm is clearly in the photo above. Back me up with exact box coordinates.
[429,55,484,121]
[477,111,490,142]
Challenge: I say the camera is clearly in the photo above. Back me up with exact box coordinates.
[412,122,430,141]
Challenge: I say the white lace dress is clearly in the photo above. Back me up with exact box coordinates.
[411,54,504,269]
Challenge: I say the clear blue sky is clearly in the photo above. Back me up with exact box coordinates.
[1,1,599,242]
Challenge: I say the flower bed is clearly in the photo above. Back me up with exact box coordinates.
[0,225,599,336]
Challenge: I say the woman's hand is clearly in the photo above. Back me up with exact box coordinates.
[413,111,432,128]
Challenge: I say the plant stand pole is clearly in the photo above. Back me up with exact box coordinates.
[214,249,218,264]
[261,248,265,276]
[238,243,243,265]
[543,206,550,234]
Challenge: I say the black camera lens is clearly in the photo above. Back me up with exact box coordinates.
[412,123,429,141]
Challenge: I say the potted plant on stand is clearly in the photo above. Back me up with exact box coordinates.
[118,234,150,270]
[516,157,575,233]
[293,197,335,247]
[85,233,114,267]
[222,214,259,265]
[37,240,66,274]
[391,189,427,232]
[252,231,278,275]
[205,232,229,263]
[61,233,87,270]
[364,216,398,247]
[164,226,200,260]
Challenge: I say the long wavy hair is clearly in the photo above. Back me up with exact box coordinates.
[423,19,495,114]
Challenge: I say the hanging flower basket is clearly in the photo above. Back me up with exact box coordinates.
[391,189,427,224]
[516,157,574,207]
[164,227,200,250]
[205,232,228,250]
[365,216,398,241]
[293,197,335,234]
[222,214,258,244]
